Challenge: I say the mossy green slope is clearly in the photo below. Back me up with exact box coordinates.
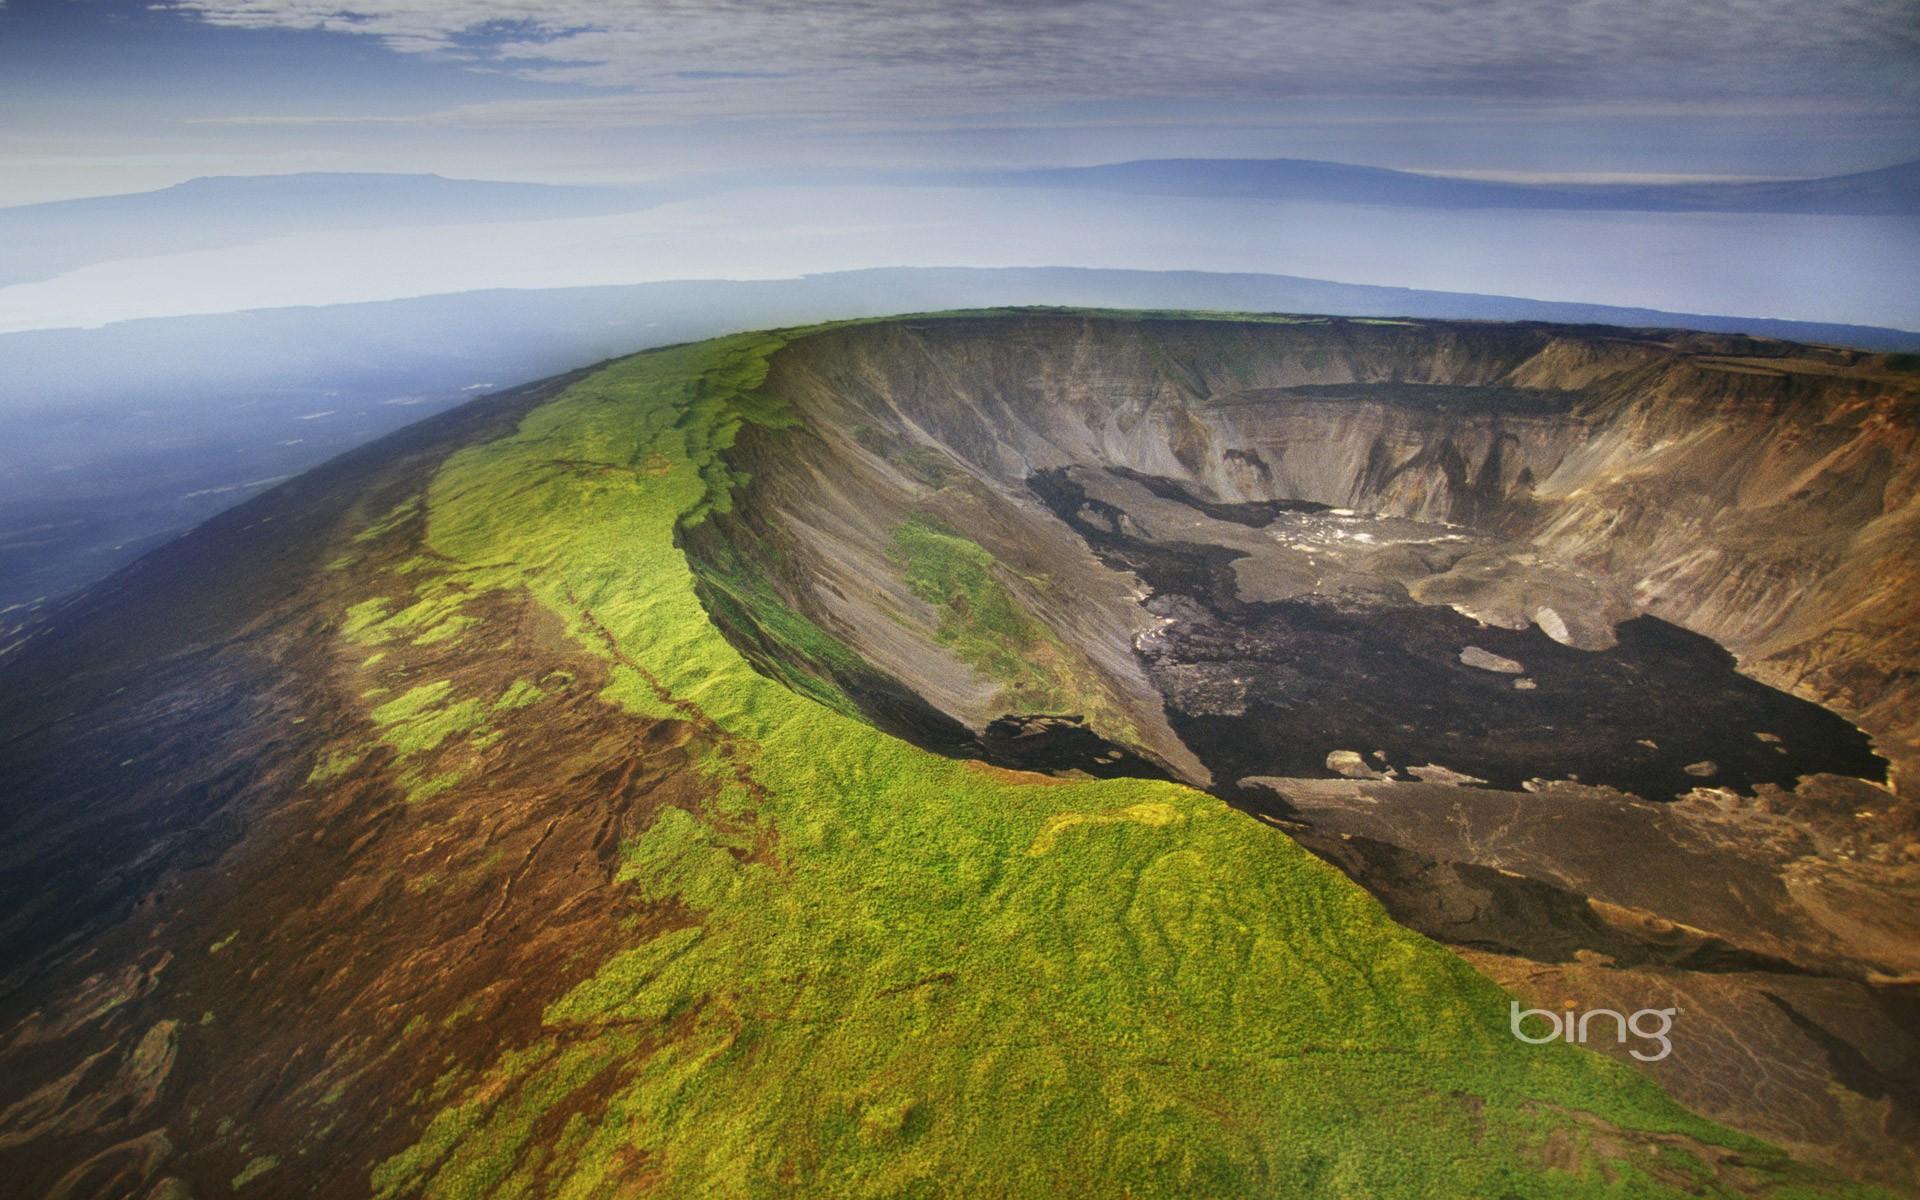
[358,325,1864,1197]
[887,514,1127,726]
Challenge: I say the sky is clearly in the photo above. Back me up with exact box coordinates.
[3,0,1918,206]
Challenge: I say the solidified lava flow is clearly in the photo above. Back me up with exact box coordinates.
[1028,465,1885,801]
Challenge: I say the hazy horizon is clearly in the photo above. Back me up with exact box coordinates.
[4,185,1917,333]
[2,0,1917,605]
[3,0,1916,333]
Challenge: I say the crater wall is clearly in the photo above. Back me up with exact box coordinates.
[699,313,1920,788]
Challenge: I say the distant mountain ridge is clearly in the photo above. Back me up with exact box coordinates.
[6,171,639,217]
[5,157,1911,293]
[958,157,1920,216]
[0,173,660,288]
[8,265,1915,406]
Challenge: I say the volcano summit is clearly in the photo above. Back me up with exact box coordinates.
[0,312,1915,1197]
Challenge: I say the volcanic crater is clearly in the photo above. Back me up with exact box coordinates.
[684,313,1920,1176]
[3,312,1918,1195]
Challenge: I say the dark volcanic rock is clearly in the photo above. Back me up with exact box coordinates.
[977,712,1175,779]
[1029,464,1883,802]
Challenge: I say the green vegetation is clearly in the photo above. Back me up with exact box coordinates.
[888,515,1140,738]
[370,681,487,758]
[351,324,1865,1197]
[305,746,363,786]
[354,497,422,544]
[232,1155,280,1190]
[1027,799,1182,855]
[889,516,1072,711]
[686,525,870,720]
[337,678,505,802]
[344,583,479,648]
[342,597,394,641]
[490,678,544,711]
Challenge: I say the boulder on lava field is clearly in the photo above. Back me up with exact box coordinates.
[1326,749,1390,779]
[1460,645,1525,674]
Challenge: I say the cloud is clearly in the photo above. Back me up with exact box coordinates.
[159,0,1920,126]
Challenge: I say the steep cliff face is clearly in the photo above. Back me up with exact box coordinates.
[704,314,1920,786]
[686,313,1920,1183]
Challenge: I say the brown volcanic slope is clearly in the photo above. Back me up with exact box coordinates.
[0,312,1914,1196]
[685,314,1920,1182]
[0,369,663,1199]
